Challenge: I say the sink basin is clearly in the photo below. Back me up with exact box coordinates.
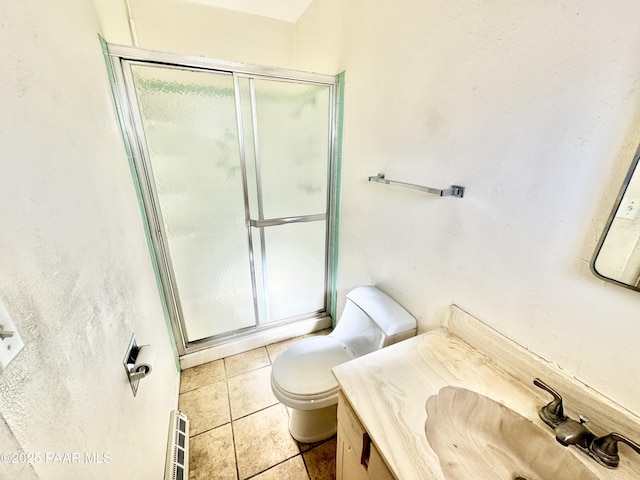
[425,387,599,480]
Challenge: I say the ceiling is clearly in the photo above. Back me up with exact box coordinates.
[187,0,313,23]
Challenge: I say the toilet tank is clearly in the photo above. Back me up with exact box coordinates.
[330,286,417,357]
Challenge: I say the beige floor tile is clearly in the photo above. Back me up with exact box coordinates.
[266,330,331,363]
[181,359,226,393]
[189,423,237,480]
[304,328,332,338]
[225,347,270,378]
[228,366,278,420]
[178,381,230,436]
[297,435,333,453]
[303,438,336,480]
[234,404,299,479]
[250,455,309,480]
[266,337,302,363]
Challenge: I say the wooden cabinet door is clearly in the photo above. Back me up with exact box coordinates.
[369,443,396,480]
[337,425,370,480]
[337,391,369,480]
[336,392,396,480]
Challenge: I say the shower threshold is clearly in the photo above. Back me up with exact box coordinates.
[179,315,332,370]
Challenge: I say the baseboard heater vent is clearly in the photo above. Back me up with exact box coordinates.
[165,410,189,480]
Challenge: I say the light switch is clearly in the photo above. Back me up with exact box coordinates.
[0,300,24,371]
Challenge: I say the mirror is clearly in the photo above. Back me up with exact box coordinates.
[592,146,640,291]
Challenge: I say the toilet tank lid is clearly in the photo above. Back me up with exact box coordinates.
[346,286,416,336]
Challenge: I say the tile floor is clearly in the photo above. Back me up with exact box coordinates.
[179,331,337,480]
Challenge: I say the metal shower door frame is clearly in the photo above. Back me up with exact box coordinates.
[106,44,339,356]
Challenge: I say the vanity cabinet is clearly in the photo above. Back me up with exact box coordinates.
[336,391,396,480]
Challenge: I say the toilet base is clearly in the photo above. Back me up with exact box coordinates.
[288,404,338,443]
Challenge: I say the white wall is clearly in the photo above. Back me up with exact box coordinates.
[0,0,179,478]
[95,0,298,68]
[297,0,640,415]
[91,0,640,417]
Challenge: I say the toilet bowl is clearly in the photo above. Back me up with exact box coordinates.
[270,285,417,443]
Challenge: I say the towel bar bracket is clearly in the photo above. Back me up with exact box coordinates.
[368,173,465,198]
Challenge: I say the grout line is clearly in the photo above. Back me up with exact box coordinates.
[232,401,283,423]
[223,360,241,480]
[244,453,309,480]
[231,401,281,423]
[225,363,272,379]
[187,420,232,440]
[230,421,241,480]
[300,449,313,480]
[224,347,271,379]
[179,376,226,395]
[179,359,228,395]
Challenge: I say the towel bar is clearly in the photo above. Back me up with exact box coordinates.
[368,173,465,198]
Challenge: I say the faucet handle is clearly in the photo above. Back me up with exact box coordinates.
[533,378,567,427]
[589,432,640,468]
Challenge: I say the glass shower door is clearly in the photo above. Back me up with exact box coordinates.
[127,64,255,342]
[117,58,337,350]
[238,77,332,325]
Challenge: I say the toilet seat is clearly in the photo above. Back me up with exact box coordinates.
[271,336,353,410]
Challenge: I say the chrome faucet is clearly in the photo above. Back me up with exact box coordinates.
[534,378,640,468]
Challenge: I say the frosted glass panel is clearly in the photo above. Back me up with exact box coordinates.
[131,65,255,341]
[252,79,331,219]
[258,222,327,323]
[122,61,334,347]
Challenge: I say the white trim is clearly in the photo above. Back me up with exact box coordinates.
[107,43,336,85]
[179,316,331,369]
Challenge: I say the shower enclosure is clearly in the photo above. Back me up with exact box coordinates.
[106,45,341,355]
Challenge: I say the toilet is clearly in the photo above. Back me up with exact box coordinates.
[270,285,417,443]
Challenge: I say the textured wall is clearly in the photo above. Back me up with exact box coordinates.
[0,0,179,478]
[95,0,298,68]
[297,0,640,415]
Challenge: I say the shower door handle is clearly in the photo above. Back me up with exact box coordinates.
[249,213,326,228]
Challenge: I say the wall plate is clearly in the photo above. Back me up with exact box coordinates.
[123,334,140,396]
[0,300,24,371]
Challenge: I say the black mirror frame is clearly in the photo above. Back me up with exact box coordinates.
[591,145,640,292]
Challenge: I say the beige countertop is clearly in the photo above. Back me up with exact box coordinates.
[332,305,640,480]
